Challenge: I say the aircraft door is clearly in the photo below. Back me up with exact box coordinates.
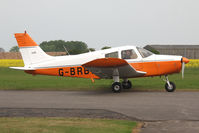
[121,49,143,71]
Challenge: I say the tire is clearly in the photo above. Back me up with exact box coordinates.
[112,82,122,93]
[122,80,132,89]
[165,81,176,92]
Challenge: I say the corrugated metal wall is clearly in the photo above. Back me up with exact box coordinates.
[157,48,199,59]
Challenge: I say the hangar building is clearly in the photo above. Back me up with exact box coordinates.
[144,45,199,59]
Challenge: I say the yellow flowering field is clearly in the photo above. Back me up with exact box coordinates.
[0,59,24,67]
[0,59,198,68]
[185,59,199,68]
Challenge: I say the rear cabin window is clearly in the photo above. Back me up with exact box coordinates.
[121,49,138,59]
[105,51,118,58]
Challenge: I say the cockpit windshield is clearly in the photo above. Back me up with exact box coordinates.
[137,47,153,58]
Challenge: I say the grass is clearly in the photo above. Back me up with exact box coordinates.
[0,68,110,90]
[0,117,137,133]
[0,67,199,90]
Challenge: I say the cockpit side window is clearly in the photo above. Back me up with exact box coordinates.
[121,49,138,59]
[137,47,153,58]
[105,51,118,58]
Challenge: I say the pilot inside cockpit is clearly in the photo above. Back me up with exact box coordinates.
[122,49,137,59]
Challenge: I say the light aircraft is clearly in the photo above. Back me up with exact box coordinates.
[10,32,189,93]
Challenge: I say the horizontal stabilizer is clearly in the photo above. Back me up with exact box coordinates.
[9,67,35,71]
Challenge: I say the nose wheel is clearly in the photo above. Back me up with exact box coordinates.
[163,75,176,92]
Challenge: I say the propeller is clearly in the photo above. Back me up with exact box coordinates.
[181,57,189,79]
[181,62,185,79]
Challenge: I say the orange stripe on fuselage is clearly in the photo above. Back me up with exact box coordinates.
[130,60,182,77]
[25,66,100,79]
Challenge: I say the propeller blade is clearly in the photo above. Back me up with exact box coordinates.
[182,62,185,79]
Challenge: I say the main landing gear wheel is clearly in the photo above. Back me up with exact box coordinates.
[112,82,122,93]
[122,80,132,89]
[165,81,176,92]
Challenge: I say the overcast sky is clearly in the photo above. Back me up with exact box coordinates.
[0,0,199,51]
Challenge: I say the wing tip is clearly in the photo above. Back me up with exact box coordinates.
[9,67,35,70]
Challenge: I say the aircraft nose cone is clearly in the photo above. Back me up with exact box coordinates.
[182,57,189,64]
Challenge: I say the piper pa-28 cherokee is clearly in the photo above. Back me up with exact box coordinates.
[10,32,189,93]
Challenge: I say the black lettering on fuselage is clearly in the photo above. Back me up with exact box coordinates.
[59,67,90,76]
[70,68,75,75]
[84,68,89,74]
[59,68,64,76]
[77,67,83,75]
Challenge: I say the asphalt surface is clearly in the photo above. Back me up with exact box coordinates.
[0,90,199,133]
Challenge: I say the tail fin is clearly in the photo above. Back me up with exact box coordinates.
[15,31,52,67]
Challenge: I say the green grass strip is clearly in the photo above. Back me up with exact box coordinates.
[0,117,137,133]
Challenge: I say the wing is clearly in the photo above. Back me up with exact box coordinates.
[82,58,146,79]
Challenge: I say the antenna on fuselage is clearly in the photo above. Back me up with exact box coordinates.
[63,45,70,55]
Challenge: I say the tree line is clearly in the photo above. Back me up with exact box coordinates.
[2,41,159,54]
[7,40,111,55]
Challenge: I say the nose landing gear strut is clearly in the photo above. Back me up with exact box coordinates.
[163,75,176,92]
